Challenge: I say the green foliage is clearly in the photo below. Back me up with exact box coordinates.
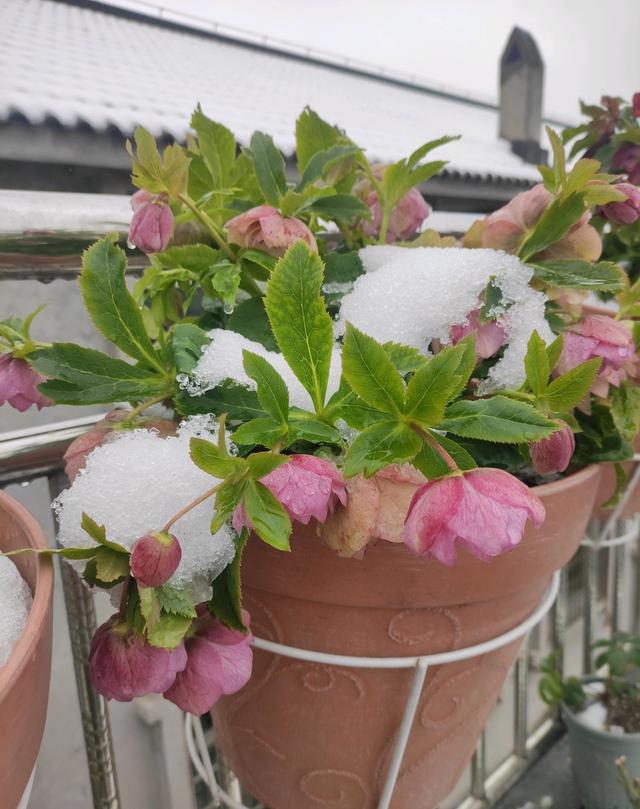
[544,358,601,411]
[208,532,248,631]
[538,653,586,711]
[80,236,164,372]
[190,105,236,195]
[519,194,586,262]
[531,260,627,291]
[147,612,193,649]
[242,480,291,550]
[126,126,189,197]
[242,350,289,426]
[524,330,550,396]
[249,131,287,206]
[190,437,245,478]
[404,342,473,426]
[342,324,405,415]
[227,297,278,351]
[611,382,640,443]
[32,343,170,405]
[344,421,421,478]
[308,194,370,221]
[573,403,634,465]
[170,324,210,374]
[264,242,334,413]
[297,144,361,190]
[440,396,556,443]
[295,107,345,172]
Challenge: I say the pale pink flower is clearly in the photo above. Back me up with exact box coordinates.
[530,420,575,476]
[233,455,347,531]
[0,354,51,412]
[362,187,431,243]
[403,468,545,565]
[128,192,174,253]
[130,531,182,588]
[89,615,187,702]
[557,315,638,397]
[164,609,253,715]
[450,308,507,360]
[599,182,640,226]
[479,184,602,261]
[226,205,317,256]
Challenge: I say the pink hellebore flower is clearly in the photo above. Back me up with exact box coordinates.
[164,609,253,715]
[128,191,174,254]
[599,183,640,226]
[557,315,638,397]
[479,184,602,262]
[403,468,545,566]
[0,353,51,412]
[233,455,347,531]
[225,205,317,257]
[450,308,507,360]
[89,615,187,702]
[612,143,640,186]
[130,531,182,588]
[362,187,432,243]
[530,420,575,476]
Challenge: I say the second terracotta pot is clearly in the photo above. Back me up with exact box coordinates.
[0,491,54,809]
[213,465,601,809]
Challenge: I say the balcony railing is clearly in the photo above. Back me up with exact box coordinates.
[1,189,639,809]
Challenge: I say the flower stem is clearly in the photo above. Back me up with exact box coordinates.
[125,394,167,423]
[118,575,131,618]
[412,425,459,472]
[162,481,223,532]
[178,193,237,262]
[378,206,391,245]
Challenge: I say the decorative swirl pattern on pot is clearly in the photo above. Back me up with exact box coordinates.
[387,606,462,649]
[279,662,365,701]
[300,769,370,808]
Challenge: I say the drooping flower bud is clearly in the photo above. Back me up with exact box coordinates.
[128,193,174,253]
[612,143,640,185]
[0,353,51,412]
[226,205,317,256]
[403,468,545,565]
[599,183,640,226]
[130,531,182,588]
[164,608,253,715]
[530,420,575,476]
[89,615,187,701]
[232,454,347,532]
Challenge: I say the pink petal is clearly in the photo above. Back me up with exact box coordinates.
[403,476,463,556]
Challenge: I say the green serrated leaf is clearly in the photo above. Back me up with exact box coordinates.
[524,330,550,396]
[249,131,287,206]
[156,585,197,618]
[209,532,249,631]
[32,343,170,404]
[546,335,564,371]
[232,417,287,448]
[441,396,556,443]
[382,342,428,374]
[407,135,459,169]
[94,547,129,583]
[288,412,342,444]
[297,144,361,189]
[80,236,164,372]
[264,242,334,413]
[518,195,586,262]
[247,451,289,479]
[211,477,247,533]
[170,323,210,374]
[411,441,450,479]
[242,350,289,425]
[189,437,246,478]
[139,586,161,628]
[432,432,477,470]
[243,480,291,550]
[531,260,626,292]
[81,513,128,553]
[404,342,471,426]
[611,383,640,443]
[309,194,370,221]
[344,421,421,478]
[147,612,193,649]
[295,107,343,172]
[544,358,602,411]
[190,105,236,191]
[175,383,265,422]
[342,324,405,415]
[324,378,389,430]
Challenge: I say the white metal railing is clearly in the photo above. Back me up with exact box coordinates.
[2,190,639,809]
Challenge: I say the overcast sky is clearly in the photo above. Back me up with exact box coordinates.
[109,0,638,122]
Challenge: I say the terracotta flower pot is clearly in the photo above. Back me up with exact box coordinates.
[213,465,602,809]
[0,491,54,809]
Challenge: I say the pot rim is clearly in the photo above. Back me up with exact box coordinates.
[0,491,53,704]
[531,463,601,497]
[563,702,640,741]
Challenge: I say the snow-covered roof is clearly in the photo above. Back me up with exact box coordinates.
[1,0,542,184]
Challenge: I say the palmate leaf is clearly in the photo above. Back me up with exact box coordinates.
[209,531,249,632]
[544,358,602,412]
[518,194,586,262]
[249,131,287,206]
[440,396,556,443]
[295,107,344,172]
[264,242,334,413]
[404,341,474,426]
[190,437,246,479]
[80,236,164,372]
[190,105,236,191]
[243,480,291,550]
[242,350,289,426]
[524,330,550,396]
